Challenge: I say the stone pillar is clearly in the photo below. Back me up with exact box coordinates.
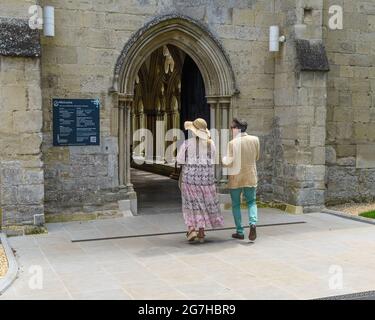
[124,101,134,192]
[273,0,329,213]
[219,102,230,185]
[139,111,145,131]
[133,108,145,158]
[207,100,220,182]
[118,101,125,187]
[118,98,135,192]
[117,97,137,214]
[132,110,138,158]
[155,111,165,163]
[207,97,231,190]
[172,110,179,162]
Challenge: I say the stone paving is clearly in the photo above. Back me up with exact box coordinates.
[131,169,182,215]
[0,207,375,300]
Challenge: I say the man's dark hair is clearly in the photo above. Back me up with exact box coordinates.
[232,118,248,133]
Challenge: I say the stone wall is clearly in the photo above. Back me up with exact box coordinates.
[38,0,279,212]
[39,0,136,213]
[273,0,328,212]
[0,0,34,19]
[0,55,44,227]
[323,0,375,204]
[2,0,372,222]
[223,2,281,201]
[0,0,44,231]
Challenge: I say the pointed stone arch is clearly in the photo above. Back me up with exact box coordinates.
[113,14,238,196]
[113,13,238,99]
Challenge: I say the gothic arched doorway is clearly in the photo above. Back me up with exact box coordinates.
[112,14,237,214]
[131,45,210,169]
[130,46,212,213]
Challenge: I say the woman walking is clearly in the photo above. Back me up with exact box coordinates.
[177,118,224,243]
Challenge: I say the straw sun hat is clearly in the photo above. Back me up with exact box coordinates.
[184,118,211,140]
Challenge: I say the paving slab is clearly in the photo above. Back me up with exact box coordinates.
[0,210,374,300]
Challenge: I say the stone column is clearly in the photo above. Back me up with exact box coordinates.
[144,112,155,163]
[132,110,138,157]
[140,111,146,158]
[172,110,179,162]
[124,101,134,192]
[220,102,230,185]
[118,101,125,187]
[207,100,219,182]
[155,111,165,163]
[207,97,231,188]
[140,112,145,130]
[117,97,137,215]
[118,98,135,191]
[273,0,328,213]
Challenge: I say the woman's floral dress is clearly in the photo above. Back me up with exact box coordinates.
[177,138,224,229]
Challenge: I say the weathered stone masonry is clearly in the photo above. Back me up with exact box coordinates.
[324,0,375,204]
[0,0,374,229]
[0,17,44,229]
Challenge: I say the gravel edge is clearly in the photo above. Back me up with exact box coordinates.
[0,233,18,295]
[322,208,375,226]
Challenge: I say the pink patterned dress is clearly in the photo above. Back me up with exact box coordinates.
[177,138,224,229]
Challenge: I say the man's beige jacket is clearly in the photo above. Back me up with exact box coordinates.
[222,132,260,189]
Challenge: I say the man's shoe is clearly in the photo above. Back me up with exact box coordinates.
[249,225,257,241]
[232,233,244,240]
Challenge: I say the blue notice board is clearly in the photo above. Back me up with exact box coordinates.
[53,98,100,146]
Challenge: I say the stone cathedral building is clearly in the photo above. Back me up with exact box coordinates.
[0,0,374,232]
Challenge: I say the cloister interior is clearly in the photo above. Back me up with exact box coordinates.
[129,45,211,213]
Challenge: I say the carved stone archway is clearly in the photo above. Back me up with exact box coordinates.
[112,14,238,197]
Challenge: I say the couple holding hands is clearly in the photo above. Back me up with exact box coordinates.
[177,117,260,243]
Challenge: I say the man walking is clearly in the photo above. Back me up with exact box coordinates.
[222,118,260,241]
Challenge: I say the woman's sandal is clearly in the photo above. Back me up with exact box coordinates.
[197,229,205,243]
[186,230,198,241]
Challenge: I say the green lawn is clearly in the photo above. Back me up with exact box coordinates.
[359,210,375,219]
